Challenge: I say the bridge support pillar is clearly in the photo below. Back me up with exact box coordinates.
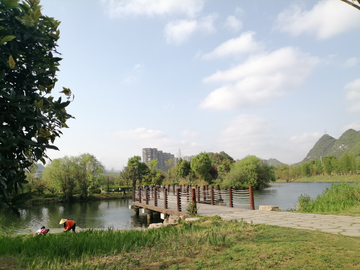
[145,209,153,223]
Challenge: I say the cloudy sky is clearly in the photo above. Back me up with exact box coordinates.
[40,0,360,170]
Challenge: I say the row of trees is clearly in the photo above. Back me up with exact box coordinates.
[27,151,359,200]
[275,154,360,181]
[121,151,275,190]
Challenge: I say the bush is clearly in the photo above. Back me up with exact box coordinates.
[297,183,360,213]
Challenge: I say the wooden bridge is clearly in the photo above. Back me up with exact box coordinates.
[131,185,255,222]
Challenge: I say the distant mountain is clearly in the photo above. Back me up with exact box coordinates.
[263,158,284,167]
[302,134,336,162]
[326,129,360,157]
[302,129,360,162]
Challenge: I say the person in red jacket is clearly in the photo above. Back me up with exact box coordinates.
[59,219,76,232]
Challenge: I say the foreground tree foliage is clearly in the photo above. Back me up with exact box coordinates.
[0,0,73,211]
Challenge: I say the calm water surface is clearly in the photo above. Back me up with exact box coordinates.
[254,182,334,210]
[1,199,157,235]
[1,182,335,234]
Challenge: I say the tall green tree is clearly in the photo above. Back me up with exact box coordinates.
[143,159,164,186]
[340,153,356,174]
[72,154,104,198]
[119,166,131,186]
[127,156,149,187]
[190,152,212,184]
[0,0,73,211]
[223,156,275,189]
[42,156,75,200]
[175,158,191,179]
[42,154,104,199]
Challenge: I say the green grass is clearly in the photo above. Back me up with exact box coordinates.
[1,217,360,269]
[298,183,360,214]
[277,174,360,183]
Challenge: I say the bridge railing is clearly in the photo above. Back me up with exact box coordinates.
[133,185,255,212]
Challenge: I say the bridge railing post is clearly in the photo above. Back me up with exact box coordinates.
[177,188,181,212]
[164,188,168,209]
[217,185,222,201]
[229,186,233,208]
[211,186,214,205]
[249,186,255,210]
[154,187,158,207]
[197,186,200,203]
[203,185,206,201]
[145,187,149,205]
[186,185,190,202]
[191,188,196,204]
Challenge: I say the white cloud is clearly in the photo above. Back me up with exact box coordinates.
[223,15,242,32]
[181,130,199,138]
[342,121,360,131]
[163,102,175,110]
[218,115,274,156]
[201,47,319,110]
[110,128,205,157]
[344,78,360,112]
[216,115,319,164]
[122,64,144,84]
[101,0,204,18]
[275,0,360,39]
[290,132,322,144]
[112,128,166,140]
[342,57,359,67]
[164,14,217,44]
[134,64,144,70]
[202,31,263,59]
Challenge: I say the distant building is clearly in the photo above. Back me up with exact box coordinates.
[142,148,175,172]
[182,155,193,162]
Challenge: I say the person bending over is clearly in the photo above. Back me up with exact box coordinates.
[59,219,76,232]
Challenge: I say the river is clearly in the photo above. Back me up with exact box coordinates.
[0,182,335,235]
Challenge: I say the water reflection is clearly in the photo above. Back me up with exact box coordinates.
[1,199,161,235]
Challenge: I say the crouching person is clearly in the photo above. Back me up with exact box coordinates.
[59,219,76,232]
[33,226,49,237]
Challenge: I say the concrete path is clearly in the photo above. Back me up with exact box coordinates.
[195,204,360,237]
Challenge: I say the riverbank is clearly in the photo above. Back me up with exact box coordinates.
[25,192,132,205]
[1,216,360,269]
[276,174,359,183]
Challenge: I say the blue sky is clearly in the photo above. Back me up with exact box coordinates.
[40,0,360,170]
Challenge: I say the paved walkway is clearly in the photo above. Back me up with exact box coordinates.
[195,204,360,237]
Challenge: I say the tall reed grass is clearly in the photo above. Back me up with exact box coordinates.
[297,183,360,213]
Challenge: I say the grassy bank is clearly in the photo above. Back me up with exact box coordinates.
[297,183,360,215]
[1,217,360,269]
[276,174,360,183]
[25,192,132,206]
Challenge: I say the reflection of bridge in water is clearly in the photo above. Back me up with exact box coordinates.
[131,185,255,221]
